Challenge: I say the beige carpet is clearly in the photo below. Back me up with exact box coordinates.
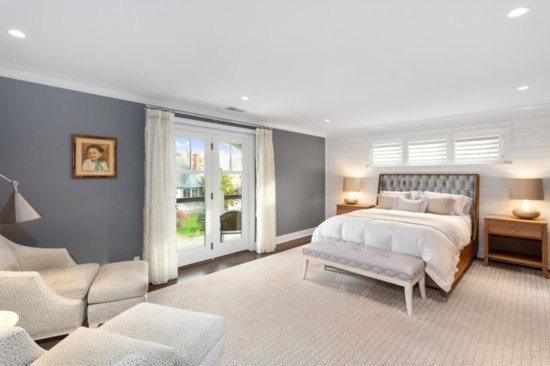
[148,247,550,365]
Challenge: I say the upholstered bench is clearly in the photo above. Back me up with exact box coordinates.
[87,260,149,328]
[302,240,426,316]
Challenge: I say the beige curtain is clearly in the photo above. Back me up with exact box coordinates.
[143,108,178,284]
[255,128,276,253]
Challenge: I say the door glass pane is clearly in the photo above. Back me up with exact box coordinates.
[231,144,242,171]
[176,135,206,253]
[176,173,205,251]
[219,141,243,243]
[219,142,231,171]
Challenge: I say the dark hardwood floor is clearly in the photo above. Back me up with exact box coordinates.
[148,235,311,292]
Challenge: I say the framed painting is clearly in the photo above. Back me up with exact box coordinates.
[72,135,117,178]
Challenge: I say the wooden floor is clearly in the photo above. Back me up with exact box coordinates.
[148,235,311,292]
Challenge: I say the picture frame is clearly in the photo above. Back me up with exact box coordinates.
[72,134,117,179]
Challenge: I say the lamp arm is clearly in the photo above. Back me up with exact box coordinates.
[0,174,19,192]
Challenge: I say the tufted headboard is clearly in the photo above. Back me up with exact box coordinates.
[378,173,480,240]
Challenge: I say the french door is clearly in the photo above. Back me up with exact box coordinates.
[174,123,254,267]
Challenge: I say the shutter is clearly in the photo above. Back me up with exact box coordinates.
[454,134,501,164]
[408,139,448,165]
[371,141,403,166]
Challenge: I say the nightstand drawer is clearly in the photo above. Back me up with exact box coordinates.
[487,223,543,239]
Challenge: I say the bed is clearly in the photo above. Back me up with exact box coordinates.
[313,173,480,294]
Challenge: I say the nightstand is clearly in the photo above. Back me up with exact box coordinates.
[484,215,548,278]
[336,203,375,215]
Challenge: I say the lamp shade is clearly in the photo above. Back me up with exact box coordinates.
[0,191,43,224]
[0,175,42,225]
[509,179,544,200]
[343,177,361,192]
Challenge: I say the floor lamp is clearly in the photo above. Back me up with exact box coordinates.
[0,174,42,224]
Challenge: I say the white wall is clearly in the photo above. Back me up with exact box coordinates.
[326,105,550,261]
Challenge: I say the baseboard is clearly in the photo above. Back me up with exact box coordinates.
[276,228,315,245]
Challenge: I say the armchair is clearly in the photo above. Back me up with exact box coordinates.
[0,234,99,340]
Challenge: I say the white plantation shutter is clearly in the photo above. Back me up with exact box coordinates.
[369,127,507,167]
[371,140,403,166]
[408,139,448,165]
[454,133,502,164]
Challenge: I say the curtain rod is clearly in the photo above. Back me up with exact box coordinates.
[144,104,271,130]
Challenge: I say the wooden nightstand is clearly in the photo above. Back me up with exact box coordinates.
[484,215,548,278]
[336,203,375,215]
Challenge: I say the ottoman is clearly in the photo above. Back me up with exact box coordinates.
[87,260,149,328]
[101,303,225,366]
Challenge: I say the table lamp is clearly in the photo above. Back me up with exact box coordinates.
[509,178,544,219]
[343,177,361,204]
[0,174,42,224]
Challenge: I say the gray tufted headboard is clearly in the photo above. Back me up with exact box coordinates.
[378,173,480,239]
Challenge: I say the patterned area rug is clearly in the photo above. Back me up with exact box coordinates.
[148,246,550,365]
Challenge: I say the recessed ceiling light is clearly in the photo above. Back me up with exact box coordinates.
[241,96,249,101]
[325,119,330,123]
[517,85,529,91]
[508,7,531,18]
[7,29,26,38]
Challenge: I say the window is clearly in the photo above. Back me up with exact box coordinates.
[371,140,403,166]
[453,133,501,164]
[369,128,506,167]
[408,139,448,165]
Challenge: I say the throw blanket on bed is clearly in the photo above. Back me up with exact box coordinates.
[312,208,472,292]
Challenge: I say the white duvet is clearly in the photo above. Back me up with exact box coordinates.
[312,208,472,292]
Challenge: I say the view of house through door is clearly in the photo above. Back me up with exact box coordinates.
[174,122,254,267]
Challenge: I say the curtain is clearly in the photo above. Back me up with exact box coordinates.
[255,128,276,253]
[143,108,178,284]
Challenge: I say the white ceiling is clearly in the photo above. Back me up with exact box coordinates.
[1,0,549,135]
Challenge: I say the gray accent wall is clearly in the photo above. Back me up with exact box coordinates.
[0,76,327,264]
[273,129,325,235]
[0,77,145,264]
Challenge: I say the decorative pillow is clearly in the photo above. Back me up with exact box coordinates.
[425,196,455,215]
[394,196,428,213]
[381,191,411,198]
[409,191,423,200]
[422,191,471,216]
[462,196,474,215]
[376,194,399,209]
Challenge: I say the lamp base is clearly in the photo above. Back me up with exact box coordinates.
[512,208,540,220]
[344,198,358,204]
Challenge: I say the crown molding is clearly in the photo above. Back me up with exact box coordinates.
[0,62,327,138]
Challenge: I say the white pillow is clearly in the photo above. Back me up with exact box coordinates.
[376,194,399,209]
[381,191,411,198]
[424,196,455,215]
[422,191,472,215]
[461,196,474,215]
[410,191,423,200]
[393,196,428,213]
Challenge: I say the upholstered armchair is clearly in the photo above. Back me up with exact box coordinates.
[0,234,99,340]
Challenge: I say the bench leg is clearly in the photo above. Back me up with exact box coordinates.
[419,274,426,300]
[404,284,413,317]
[302,258,309,279]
